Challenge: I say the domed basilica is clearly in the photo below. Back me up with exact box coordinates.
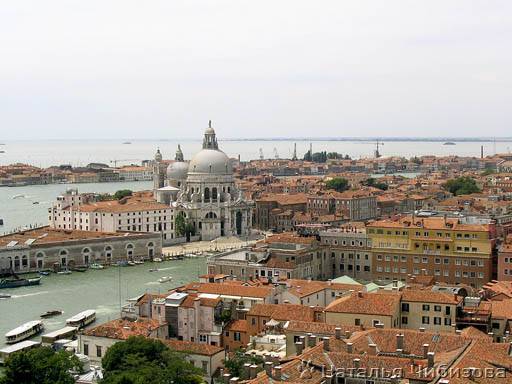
[152,121,253,241]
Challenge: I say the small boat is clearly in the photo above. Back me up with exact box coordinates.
[57,270,72,275]
[12,194,25,199]
[153,257,163,263]
[158,276,172,283]
[39,271,50,276]
[89,263,104,270]
[122,141,132,144]
[0,294,11,299]
[0,277,41,289]
[32,201,39,205]
[118,261,127,266]
[443,142,456,145]
[40,310,63,318]
[149,268,159,272]
[5,321,44,344]
[134,260,144,265]
[127,261,136,267]
[66,310,96,329]
[70,265,87,272]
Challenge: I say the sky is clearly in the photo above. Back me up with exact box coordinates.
[1,1,511,140]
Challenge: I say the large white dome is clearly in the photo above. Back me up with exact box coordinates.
[188,149,233,175]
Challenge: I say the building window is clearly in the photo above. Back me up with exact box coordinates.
[402,303,409,312]
[83,344,89,355]
[434,305,441,312]
[355,319,360,326]
[199,334,208,343]
[96,346,102,358]
[234,332,241,342]
[422,304,430,311]
[402,317,408,324]
[444,318,452,326]
[202,361,208,372]
[434,317,441,325]
[225,331,230,337]
[422,316,430,324]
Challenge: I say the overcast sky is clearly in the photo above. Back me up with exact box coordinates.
[1,1,511,140]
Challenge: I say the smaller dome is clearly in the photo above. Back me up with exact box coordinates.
[166,161,189,180]
[154,148,162,162]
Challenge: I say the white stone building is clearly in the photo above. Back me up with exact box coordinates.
[154,121,253,241]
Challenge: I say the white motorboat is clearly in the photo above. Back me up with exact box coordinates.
[66,310,96,329]
[158,276,172,283]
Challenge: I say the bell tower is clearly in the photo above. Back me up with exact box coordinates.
[202,120,218,150]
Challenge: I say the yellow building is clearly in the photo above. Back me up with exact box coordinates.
[367,216,496,289]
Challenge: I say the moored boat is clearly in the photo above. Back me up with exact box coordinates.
[0,294,11,299]
[39,271,50,276]
[89,263,104,270]
[127,261,136,266]
[5,321,44,344]
[40,310,63,318]
[0,277,41,289]
[134,260,144,265]
[153,257,163,262]
[57,270,72,275]
[0,341,41,364]
[149,268,159,272]
[66,310,96,329]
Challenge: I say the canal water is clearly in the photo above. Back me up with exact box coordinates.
[0,257,206,349]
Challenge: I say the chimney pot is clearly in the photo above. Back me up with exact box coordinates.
[347,342,353,354]
[274,366,282,381]
[345,330,351,338]
[423,344,430,359]
[369,343,377,355]
[264,361,273,376]
[396,333,404,350]
[230,378,239,384]
[335,327,341,339]
[295,341,304,355]
[223,373,231,384]
[243,363,251,380]
[427,352,435,368]
[419,327,425,333]
[323,337,330,351]
[354,358,360,370]
[250,364,258,379]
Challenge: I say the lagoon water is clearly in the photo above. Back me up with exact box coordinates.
[0,139,510,168]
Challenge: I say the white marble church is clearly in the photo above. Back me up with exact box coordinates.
[152,121,253,241]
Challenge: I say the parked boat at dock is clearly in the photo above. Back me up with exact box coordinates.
[89,263,104,270]
[57,270,72,275]
[66,310,96,329]
[0,276,41,289]
[5,321,44,344]
[0,341,41,364]
[0,294,11,299]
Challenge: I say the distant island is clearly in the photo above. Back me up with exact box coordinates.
[443,142,456,145]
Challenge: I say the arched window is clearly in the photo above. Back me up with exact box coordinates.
[82,248,91,264]
[22,255,28,269]
[212,187,218,200]
[14,256,20,270]
[147,242,154,258]
[126,243,134,260]
[204,187,210,201]
[105,245,113,261]
[205,212,217,219]
[36,252,44,270]
[59,249,68,266]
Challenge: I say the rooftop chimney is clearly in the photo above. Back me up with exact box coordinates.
[243,363,251,380]
[345,330,351,338]
[272,354,280,367]
[375,323,384,329]
[347,342,353,354]
[230,378,239,384]
[369,343,377,355]
[335,327,341,340]
[423,344,430,359]
[427,352,435,368]
[354,358,360,370]
[264,361,273,377]
[308,334,316,347]
[396,333,404,350]
[250,364,258,379]
[323,337,330,351]
[295,341,304,355]
[274,366,282,381]
[419,327,425,333]
[223,373,231,383]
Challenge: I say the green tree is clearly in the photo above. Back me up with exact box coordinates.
[325,178,349,193]
[303,150,312,162]
[222,349,263,378]
[410,156,422,165]
[327,152,343,159]
[443,177,481,196]
[0,346,82,384]
[100,337,204,384]
[311,151,328,163]
[481,168,496,176]
[113,189,133,200]
[175,214,187,237]
[361,177,388,191]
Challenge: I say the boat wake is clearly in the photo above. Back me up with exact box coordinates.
[156,267,176,271]
[95,305,118,315]
[11,291,49,299]
[145,281,159,286]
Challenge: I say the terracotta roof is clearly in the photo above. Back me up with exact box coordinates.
[182,282,273,299]
[82,317,165,340]
[367,216,491,232]
[247,304,322,322]
[325,292,400,316]
[401,290,461,305]
[491,299,512,320]
[285,320,362,335]
[158,339,224,356]
[225,320,248,332]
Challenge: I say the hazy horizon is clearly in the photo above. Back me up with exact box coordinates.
[2,1,511,140]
